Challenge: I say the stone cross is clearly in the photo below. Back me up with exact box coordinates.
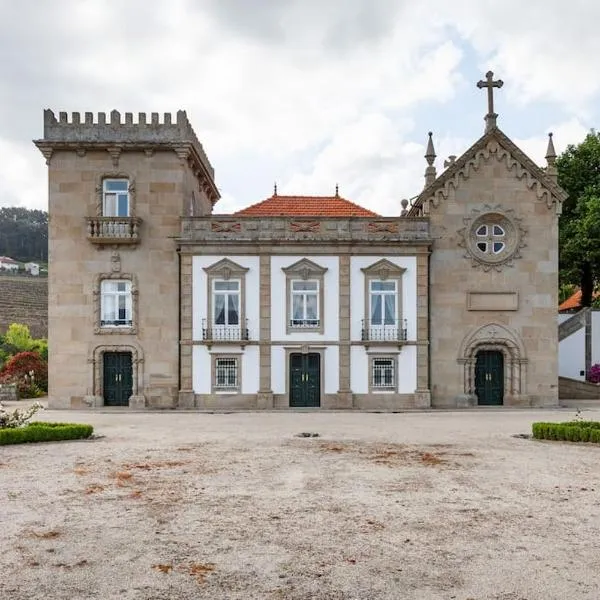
[477,71,504,117]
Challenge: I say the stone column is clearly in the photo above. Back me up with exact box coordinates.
[257,254,273,408]
[337,254,352,408]
[178,251,195,408]
[414,251,431,407]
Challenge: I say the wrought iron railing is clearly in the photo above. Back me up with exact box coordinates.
[202,319,250,341]
[361,319,408,342]
[289,319,320,328]
[87,217,142,244]
[101,319,133,327]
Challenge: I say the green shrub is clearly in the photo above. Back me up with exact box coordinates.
[532,420,600,443]
[0,422,93,445]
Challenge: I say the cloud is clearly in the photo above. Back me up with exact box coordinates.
[0,0,598,213]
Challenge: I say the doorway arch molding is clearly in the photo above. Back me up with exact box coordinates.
[89,343,144,398]
[457,323,527,398]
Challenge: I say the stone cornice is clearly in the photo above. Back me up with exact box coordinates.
[408,127,567,217]
[177,216,431,246]
[34,140,219,204]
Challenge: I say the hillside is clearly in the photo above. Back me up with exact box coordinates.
[0,275,48,338]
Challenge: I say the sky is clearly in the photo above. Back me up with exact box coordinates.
[0,0,598,216]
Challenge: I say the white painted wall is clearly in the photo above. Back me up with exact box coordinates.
[270,256,339,341]
[192,345,259,394]
[271,345,339,395]
[350,345,417,394]
[192,256,260,340]
[349,257,417,341]
[558,311,600,380]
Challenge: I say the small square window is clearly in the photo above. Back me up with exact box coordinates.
[371,357,396,391]
[214,357,239,391]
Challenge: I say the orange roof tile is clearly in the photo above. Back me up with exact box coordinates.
[234,195,379,217]
[559,290,582,311]
[559,289,600,311]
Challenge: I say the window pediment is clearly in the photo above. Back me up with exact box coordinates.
[282,258,328,280]
[361,259,406,280]
[203,258,249,280]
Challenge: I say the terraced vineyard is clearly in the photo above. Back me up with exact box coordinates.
[0,275,48,338]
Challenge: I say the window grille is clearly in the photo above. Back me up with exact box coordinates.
[215,358,238,389]
[372,358,395,389]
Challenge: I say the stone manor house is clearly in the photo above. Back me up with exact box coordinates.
[35,72,567,410]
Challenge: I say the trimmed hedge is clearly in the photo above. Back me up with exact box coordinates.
[532,421,600,443]
[0,422,93,445]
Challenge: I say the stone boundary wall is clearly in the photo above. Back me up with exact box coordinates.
[559,376,600,400]
[0,384,18,402]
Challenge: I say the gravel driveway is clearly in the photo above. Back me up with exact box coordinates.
[1,407,599,600]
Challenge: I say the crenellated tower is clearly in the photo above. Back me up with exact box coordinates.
[34,108,219,409]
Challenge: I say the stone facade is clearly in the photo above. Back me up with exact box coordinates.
[410,129,566,407]
[35,110,218,409]
[36,81,566,410]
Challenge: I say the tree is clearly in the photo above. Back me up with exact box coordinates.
[557,131,600,307]
[0,207,48,263]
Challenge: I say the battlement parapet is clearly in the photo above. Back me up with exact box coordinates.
[40,109,213,177]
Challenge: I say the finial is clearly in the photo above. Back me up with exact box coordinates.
[545,132,558,181]
[444,155,457,169]
[335,183,339,197]
[545,132,557,163]
[424,132,437,187]
[477,70,503,132]
[400,198,409,217]
[273,182,278,197]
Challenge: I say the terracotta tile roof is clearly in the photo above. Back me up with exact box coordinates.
[559,289,600,311]
[234,194,379,217]
[559,290,582,311]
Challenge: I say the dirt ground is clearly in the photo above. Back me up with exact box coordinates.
[1,406,600,600]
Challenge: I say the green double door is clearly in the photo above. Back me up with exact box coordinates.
[475,350,504,406]
[289,353,321,407]
[103,352,133,407]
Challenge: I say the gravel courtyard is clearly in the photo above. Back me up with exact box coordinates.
[1,407,600,600]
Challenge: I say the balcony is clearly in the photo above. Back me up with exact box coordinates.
[86,217,142,245]
[361,319,408,343]
[202,319,250,343]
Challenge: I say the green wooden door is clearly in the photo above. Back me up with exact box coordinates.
[289,353,321,407]
[103,352,133,407]
[475,350,504,406]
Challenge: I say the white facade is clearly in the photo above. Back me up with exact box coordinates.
[558,311,600,380]
[24,262,40,276]
[191,253,419,403]
[192,256,260,394]
[0,257,19,271]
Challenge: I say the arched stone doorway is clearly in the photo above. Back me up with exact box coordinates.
[458,323,528,406]
[86,343,145,408]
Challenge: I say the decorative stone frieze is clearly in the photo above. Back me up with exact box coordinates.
[179,216,430,245]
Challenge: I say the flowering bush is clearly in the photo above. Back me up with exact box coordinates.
[588,363,600,384]
[0,401,44,429]
[0,351,48,397]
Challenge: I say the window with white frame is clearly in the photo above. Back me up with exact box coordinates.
[371,357,396,391]
[370,280,397,326]
[103,179,130,217]
[214,357,239,391]
[290,280,319,327]
[100,280,132,326]
[213,280,240,326]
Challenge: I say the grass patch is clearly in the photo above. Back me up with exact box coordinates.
[0,422,93,446]
[532,421,600,443]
